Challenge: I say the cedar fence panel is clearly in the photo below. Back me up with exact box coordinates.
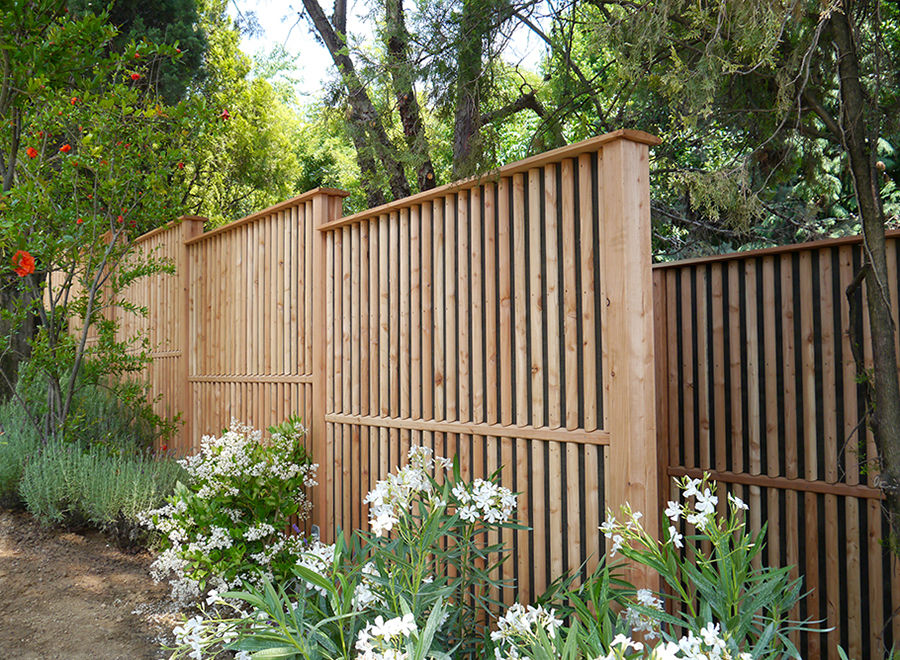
[654,235,900,659]
[115,130,659,606]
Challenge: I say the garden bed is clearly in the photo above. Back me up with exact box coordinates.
[0,508,175,659]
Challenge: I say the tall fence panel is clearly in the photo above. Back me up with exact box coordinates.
[654,235,900,660]
[314,131,659,599]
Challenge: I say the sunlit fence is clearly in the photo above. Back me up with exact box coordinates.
[117,130,661,603]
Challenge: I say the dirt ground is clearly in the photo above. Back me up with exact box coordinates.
[0,508,178,659]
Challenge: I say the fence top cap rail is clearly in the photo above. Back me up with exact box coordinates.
[182,187,350,246]
[132,215,206,245]
[651,227,900,269]
[318,129,660,232]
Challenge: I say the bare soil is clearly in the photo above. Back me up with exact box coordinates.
[0,508,177,659]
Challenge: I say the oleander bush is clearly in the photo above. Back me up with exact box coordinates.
[165,453,817,660]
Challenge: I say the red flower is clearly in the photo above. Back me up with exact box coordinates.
[161,444,168,452]
[117,215,124,223]
[12,250,35,277]
[59,144,71,153]
[177,161,184,169]
[26,147,38,159]
[70,97,78,105]
[130,73,141,80]
[134,52,140,59]
[76,217,83,224]
[175,48,181,53]
[220,108,230,120]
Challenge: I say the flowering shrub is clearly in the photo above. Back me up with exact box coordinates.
[165,445,518,658]
[165,459,816,659]
[141,417,317,604]
[498,473,811,659]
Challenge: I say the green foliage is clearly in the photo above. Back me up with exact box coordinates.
[0,396,41,506]
[142,418,317,603]
[0,1,219,437]
[18,438,185,543]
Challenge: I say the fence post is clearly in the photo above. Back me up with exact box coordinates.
[177,216,205,455]
[310,190,348,543]
[599,135,660,588]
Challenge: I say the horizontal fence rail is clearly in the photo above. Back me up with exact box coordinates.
[654,234,900,660]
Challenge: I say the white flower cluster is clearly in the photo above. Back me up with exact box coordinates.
[353,562,385,611]
[172,616,205,660]
[243,522,276,541]
[453,479,517,524]
[355,613,417,660]
[653,622,751,660]
[296,541,337,596]
[364,446,450,536]
[490,603,563,650]
[592,623,751,660]
[624,588,664,640]
[600,505,643,556]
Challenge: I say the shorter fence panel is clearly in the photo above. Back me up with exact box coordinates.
[655,235,900,659]
[183,193,344,454]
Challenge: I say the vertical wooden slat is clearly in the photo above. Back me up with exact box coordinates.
[579,154,598,431]
[561,159,579,431]
[544,165,561,430]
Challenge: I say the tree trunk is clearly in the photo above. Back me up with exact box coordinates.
[831,5,900,538]
[452,0,485,179]
[384,0,436,191]
[300,0,410,201]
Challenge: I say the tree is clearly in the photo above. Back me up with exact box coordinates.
[0,1,211,436]
[291,0,557,202]
[555,0,900,544]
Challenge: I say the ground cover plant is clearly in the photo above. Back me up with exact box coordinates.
[164,448,814,659]
[141,417,318,605]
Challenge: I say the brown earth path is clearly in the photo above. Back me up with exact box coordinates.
[0,508,176,659]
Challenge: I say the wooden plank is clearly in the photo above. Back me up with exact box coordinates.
[561,159,579,431]
[421,204,434,421]
[368,220,378,417]
[696,265,710,470]
[484,185,498,424]
[544,164,561,430]
[743,259,762,567]
[498,178,512,426]
[323,413,611,445]
[710,264,726,472]
[444,196,457,422]
[379,215,390,478]
[410,207,421,420]
[667,467,885,499]
[598,137,658,588]
[510,173,529,431]
[527,169,545,428]
[579,153,598,430]
[470,187,484,423]
[433,200,446,421]
[456,192,470,423]
[565,442,581,584]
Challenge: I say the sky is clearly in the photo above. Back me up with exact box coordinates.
[228,0,547,99]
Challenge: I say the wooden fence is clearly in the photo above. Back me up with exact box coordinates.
[117,129,661,601]
[654,235,900,659]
